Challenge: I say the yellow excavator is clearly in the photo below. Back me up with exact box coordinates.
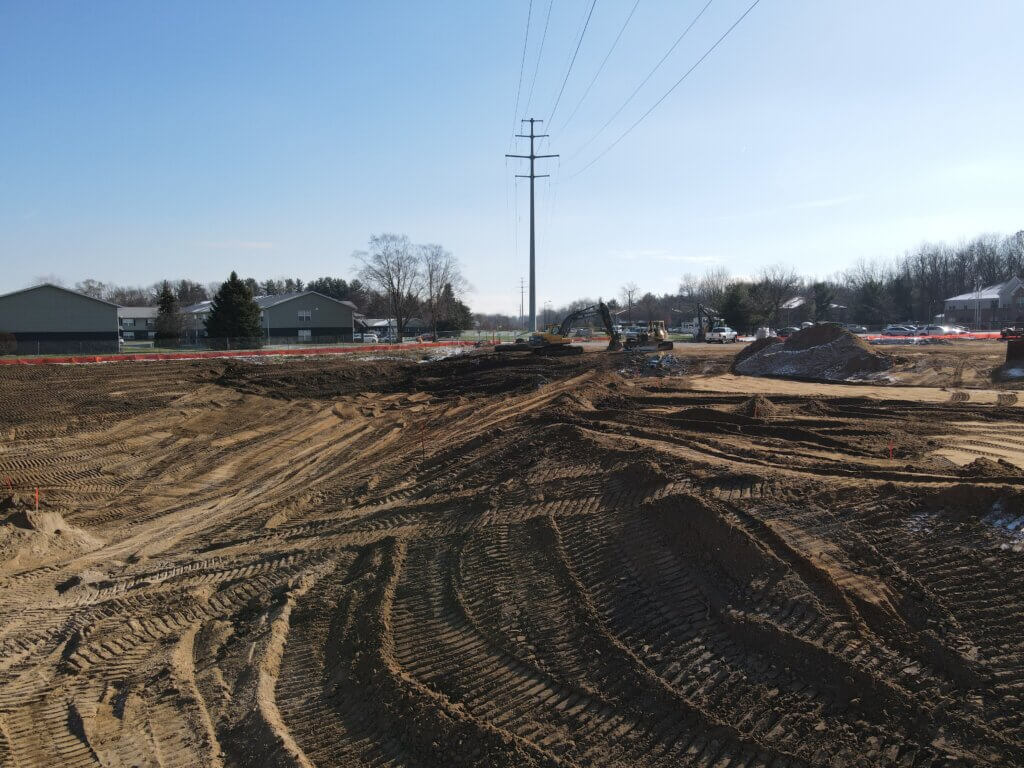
[497,301,622,355]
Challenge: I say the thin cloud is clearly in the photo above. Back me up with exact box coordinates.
[200,240,276,250]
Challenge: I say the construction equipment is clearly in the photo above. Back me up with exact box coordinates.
[510,302,622,355]
[624,320,674,351]
[671,304,718,342]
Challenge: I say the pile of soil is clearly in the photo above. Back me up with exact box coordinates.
[1,507,104,573]
[958,457,1024,478]
[733,394,778,418]
[732,325,892,382]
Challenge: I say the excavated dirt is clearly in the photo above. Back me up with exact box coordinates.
[733,325,893,382]
[1,351,1024,767]
[733,394,779,418]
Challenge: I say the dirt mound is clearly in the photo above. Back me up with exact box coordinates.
[733,394,778,418]
[732,324,892,382]
[1,508,104,574]
[958,457,1024,478]
[730,336,781,369]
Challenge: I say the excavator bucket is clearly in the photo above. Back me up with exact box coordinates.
[1005,339,1024,368]
[607,336,622,352]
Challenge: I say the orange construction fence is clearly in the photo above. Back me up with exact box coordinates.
[0,341,478,366]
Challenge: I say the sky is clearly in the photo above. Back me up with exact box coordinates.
[2,1,1023,315]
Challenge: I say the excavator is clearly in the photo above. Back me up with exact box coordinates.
[497,301,622,355]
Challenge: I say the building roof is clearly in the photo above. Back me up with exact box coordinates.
[254,291,358,310]
[182,300,212,314]
[946,277,1023,303]
[117,306,158,319]
[0,282,119,307]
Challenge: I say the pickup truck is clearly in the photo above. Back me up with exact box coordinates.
[706,326,738,343]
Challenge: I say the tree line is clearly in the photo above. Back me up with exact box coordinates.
[473,230,1022,333]
[131,234,474,347]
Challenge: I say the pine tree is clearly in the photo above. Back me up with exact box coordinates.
[154,281,184,346]
[205,271,263,349]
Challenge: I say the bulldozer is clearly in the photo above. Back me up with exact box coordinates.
[624,320,673,351]
[497,301,622,355]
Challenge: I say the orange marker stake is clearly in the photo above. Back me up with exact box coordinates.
[888,441,894,460]
[35,486,39,511]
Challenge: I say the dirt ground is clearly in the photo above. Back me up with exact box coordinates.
[1,342,1023,767]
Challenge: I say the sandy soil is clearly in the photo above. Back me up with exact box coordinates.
[1,346,1023,767]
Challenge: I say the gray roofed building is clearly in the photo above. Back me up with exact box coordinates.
[183,292,358,344]
[118,306,158,340]
[0,283,120,355]
[944,277,1024,327]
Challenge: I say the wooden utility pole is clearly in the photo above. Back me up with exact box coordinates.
[507,119,557,332]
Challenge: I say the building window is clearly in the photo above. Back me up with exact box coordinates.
[123,331,135,340]
[991,300,999,309]
[146,319,154,327]
[298,329,311,340]
[298,309,312,323]
[122,318,134,327]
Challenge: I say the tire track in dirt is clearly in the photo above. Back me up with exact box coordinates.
[2,353,1023,766]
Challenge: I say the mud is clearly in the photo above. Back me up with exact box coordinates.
[1,349,1023,767]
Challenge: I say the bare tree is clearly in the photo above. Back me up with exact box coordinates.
[678,272,698,300]
[74,279,110,298]
[355,234,423,341]
[420,244,469,339]
[696,267,732,311]
[620,282,639,322]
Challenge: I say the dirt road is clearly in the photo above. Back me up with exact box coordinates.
[1,350,1022,767]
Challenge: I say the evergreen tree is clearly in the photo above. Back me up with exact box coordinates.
[155,281,184,346]
[205,271,263,349]
[435,283,473,332]
[719,283,752,333]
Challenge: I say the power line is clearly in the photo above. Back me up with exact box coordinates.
[524,0,555,115]
[554,0,641,136]
[509,0,534,144]
[565,0,762,180]
[545,0,599,127]
[567,0,716,161]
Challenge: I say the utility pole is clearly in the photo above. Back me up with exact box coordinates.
[507,118,557,332]
[518,277,526,329]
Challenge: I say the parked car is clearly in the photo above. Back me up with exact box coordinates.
[1001,327,1024,339]
[921,324,962,336]
[355,332,379,343]
[706,326,738,343]
[882,325,913,336]
[777,326,800,338]
[844,324,868,334]
[623,326,645,342]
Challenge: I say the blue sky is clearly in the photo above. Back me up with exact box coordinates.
[2,1,1022,313]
